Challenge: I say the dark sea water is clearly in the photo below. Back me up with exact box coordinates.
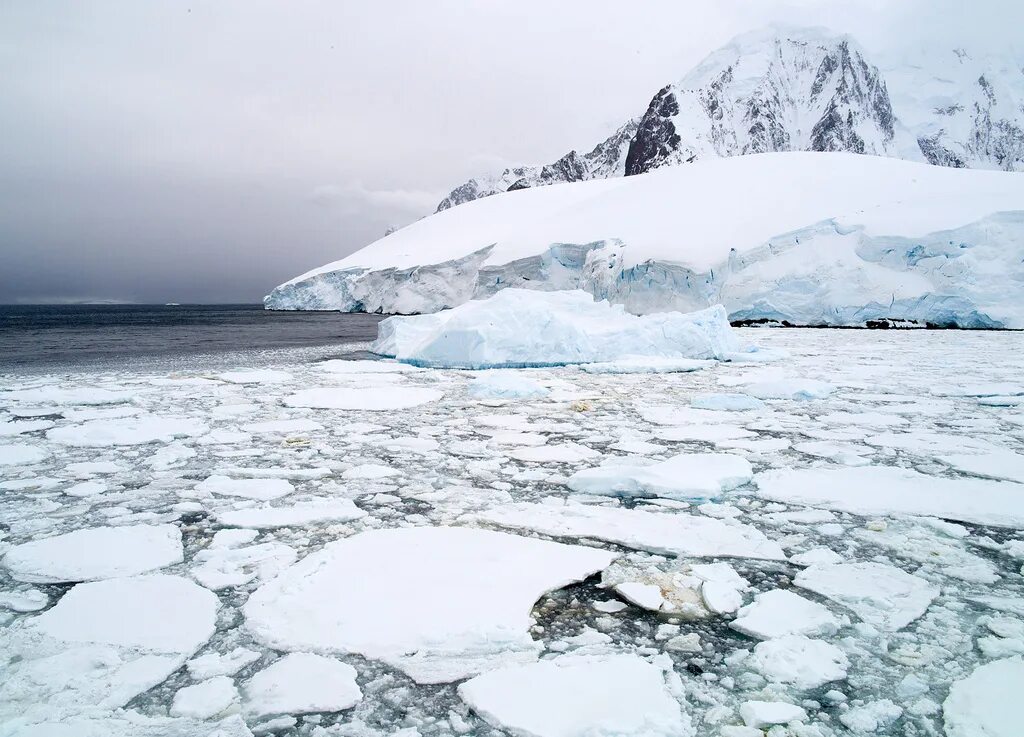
[0,304,387,372]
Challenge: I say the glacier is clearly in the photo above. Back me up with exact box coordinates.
[266,152,1024,328]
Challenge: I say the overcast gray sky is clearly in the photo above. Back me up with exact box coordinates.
[1,0,1020,304]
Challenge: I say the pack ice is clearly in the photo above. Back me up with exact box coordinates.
[267,152,1024,328]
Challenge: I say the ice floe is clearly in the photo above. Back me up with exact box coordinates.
[244,527,615,683]
[943,657,1023,737]
[756,465,1024,528]
[457,654,688,737]
[750,634,849,690]
[242,652,362,719]
[217,499,366,528]
[2,524,182,583]
[795,562,938,631]
[474,501,786,560]
[567,453,752,501]
[730,589,840,640]
[46,416,208,447]
[0,575,217,725]
[283,386,443,410]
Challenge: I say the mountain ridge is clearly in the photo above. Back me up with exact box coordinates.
[435,26,1023,213]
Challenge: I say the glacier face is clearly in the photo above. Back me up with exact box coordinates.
[265,153,1024,328]
[433,27,1024,213]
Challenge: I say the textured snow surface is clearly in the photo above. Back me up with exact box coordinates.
[457,655,688,737]
[268,153,1024,328]
[373,289,740,368]
[244,527,616,683]
[3,327,1024,735]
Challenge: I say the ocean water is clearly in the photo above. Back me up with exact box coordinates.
[0,304,386,373]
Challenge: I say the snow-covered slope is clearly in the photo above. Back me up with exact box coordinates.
[433,27,1023,212]
[265,152,1024,328]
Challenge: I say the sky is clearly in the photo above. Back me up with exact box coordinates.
[1,0,1020,304]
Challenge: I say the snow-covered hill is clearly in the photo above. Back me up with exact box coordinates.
[265,152,1024,328]
[434,27,1023,212]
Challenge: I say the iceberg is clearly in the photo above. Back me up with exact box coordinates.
[267,152,1024,328]
[371,289,741,369]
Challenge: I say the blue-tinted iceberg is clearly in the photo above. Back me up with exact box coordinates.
[372,289,742,369]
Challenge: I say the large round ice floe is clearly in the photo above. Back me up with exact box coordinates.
[756,465,1024,528]
[567,453,753,502]
[474,501,786,560]
[794,562,938,631]
[46,415,209,447]
[458,654,688,737]
[0,575,218,724]
[371,289,742,369]
[2,524,183,583]
[244,527,616,683]
[283,386,443,410]
[943,656,1024,737]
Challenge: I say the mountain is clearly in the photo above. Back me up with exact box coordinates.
[265,152,1024,329]
[435,120,638,211]
[433,27,1023,212]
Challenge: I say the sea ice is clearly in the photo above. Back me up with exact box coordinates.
[750,634,849,690]
[795,562,938,631]
[579,357,711,374]
[505,443,600,463]
[730,589,840,640]
[243,653,362,719]
[194,475,294,501]
[46,416,208,447]
[468,371,550,399]
[218,370,292,384]
[940,447,1024,484]
[691,393,765,411]
[756,465,1024,528]
[0,575,218,724]
[244,527,616,683]
[2,524,183,583]
[217,499,366,529]
[372,289,740,368]
[283,386,443,410]
[739,701,808,729]
[457,654,688,737]
[0,419,54,436]
[567,453,752,501]
[474,502,786,560]
[0,443,48,466]
[171,676,239,719]
[2,386,134,405]
[742,379,835,400]
[942,657,1024,737]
